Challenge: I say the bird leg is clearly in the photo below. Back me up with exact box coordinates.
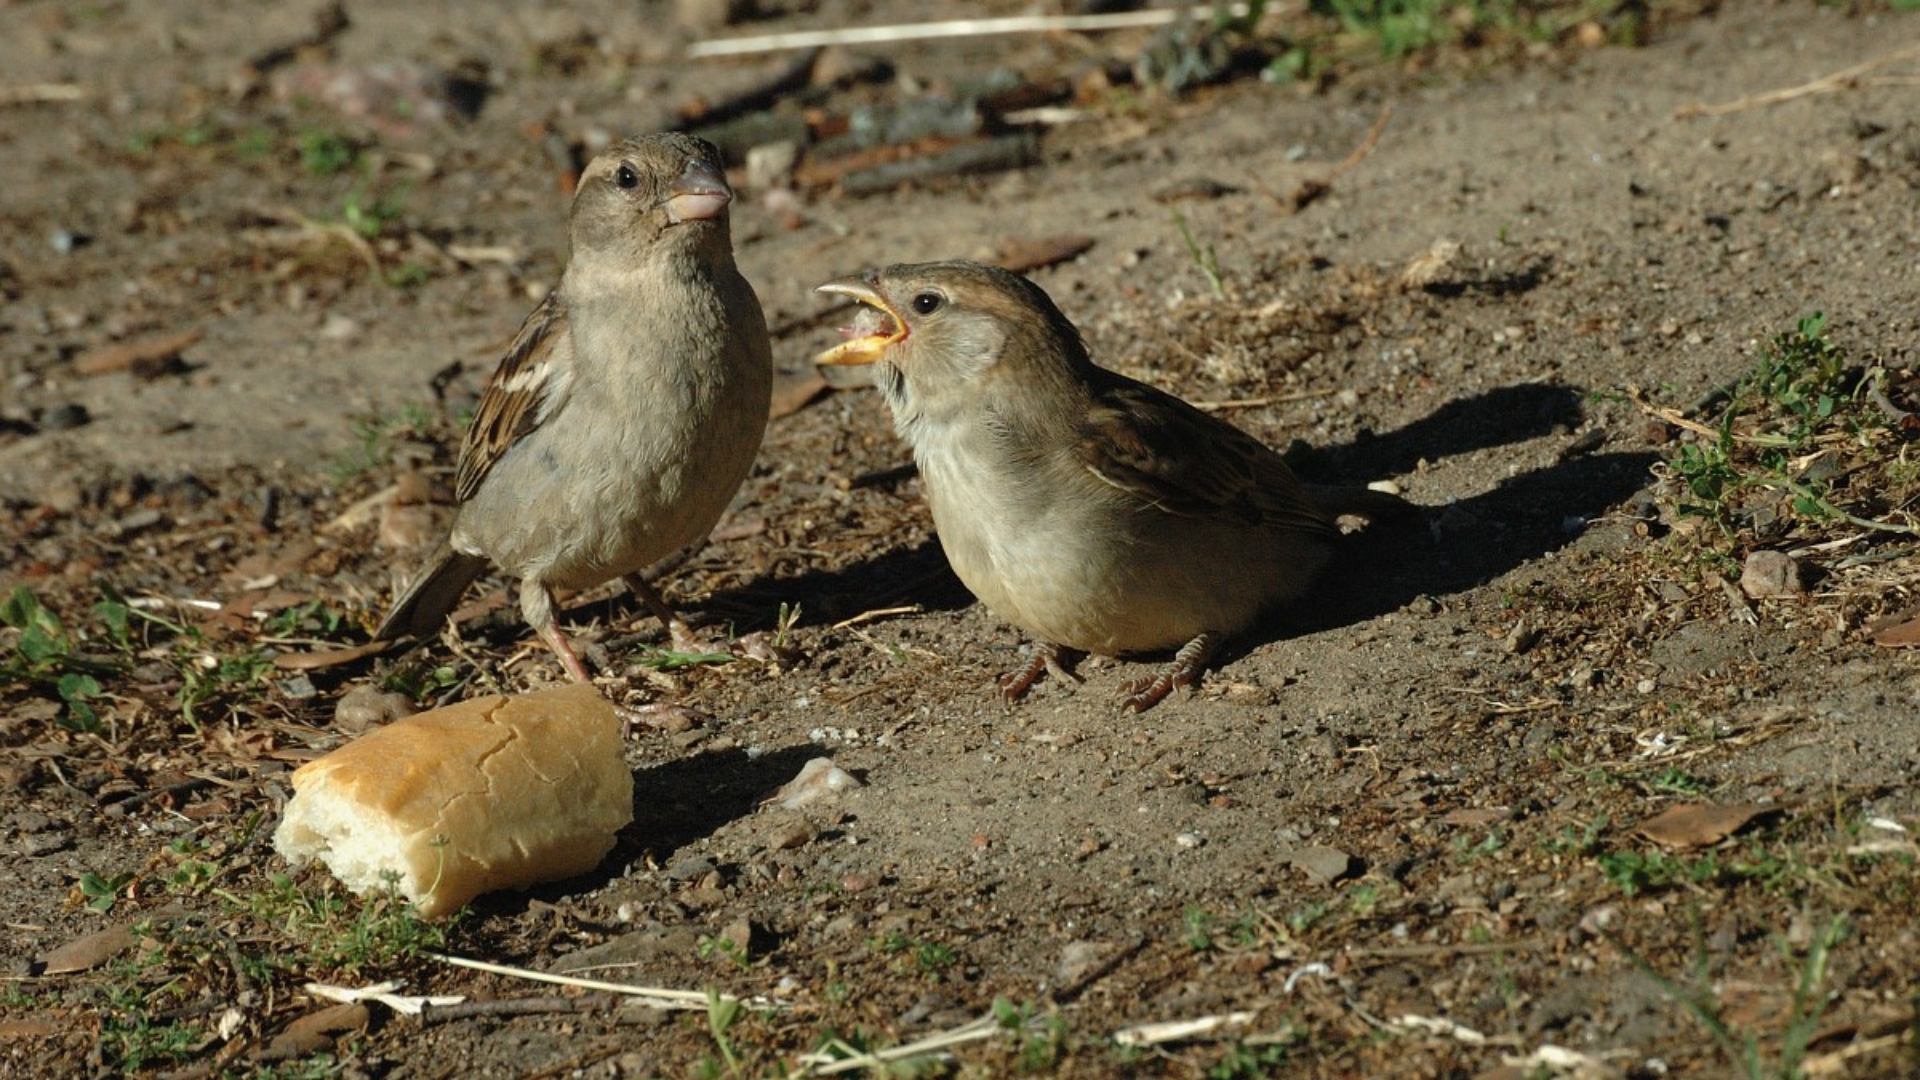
[525,584,597,683]
[998,641,1082,705]
[1120,632,1218,713]
[622,573,706,654]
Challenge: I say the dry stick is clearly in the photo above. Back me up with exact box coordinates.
[1674,41,1920,118]
[0,83,85,105]
[425,952,747,1011]
[689,5,1255,59]
[419,993,616,1026]
[1328,103,1393,181]
[794,1014,1006,1076]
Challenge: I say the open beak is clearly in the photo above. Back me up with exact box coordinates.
[814,276,907,366]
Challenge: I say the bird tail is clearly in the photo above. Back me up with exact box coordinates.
[374,545,490,640]
[1303,483,1417,524]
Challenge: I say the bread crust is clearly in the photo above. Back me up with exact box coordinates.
[273,683,633,917]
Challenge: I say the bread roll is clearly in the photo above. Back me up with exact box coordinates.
[273,683,633,917]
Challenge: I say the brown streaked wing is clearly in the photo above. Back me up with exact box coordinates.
[1075,376,1337,539]
[454,293,575,502]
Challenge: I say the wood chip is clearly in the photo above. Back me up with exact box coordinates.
[1635,802,1776,849]
[71,327,204,377]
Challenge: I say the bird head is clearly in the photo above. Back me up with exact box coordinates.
[814,261,1091,428]
[569,133,733,264]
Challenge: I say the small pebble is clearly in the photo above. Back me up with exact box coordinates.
[39,404,90,431]
[332,685,415,730]
[1740,549,1805,598]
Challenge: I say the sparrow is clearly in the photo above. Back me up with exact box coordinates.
[376,133,773,685]
[815,260,1405,711]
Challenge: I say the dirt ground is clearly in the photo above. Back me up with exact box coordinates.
[5,1,1920,1076]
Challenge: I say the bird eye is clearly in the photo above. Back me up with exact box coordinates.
[614,163,639,189]
[910,291,945,316]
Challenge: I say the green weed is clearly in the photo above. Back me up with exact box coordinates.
[1171,206,1227,299]
[1651,313,1916,567]
[1,585,128,731]
[1611,913,1849,1079]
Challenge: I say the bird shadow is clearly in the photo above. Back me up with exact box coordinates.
[1300,381,1586,483]
[1256,448,1660,652]
[704,534,975,631]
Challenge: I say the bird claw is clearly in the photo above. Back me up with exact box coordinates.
[1117,632,1217,713]
[997,642,1081,705]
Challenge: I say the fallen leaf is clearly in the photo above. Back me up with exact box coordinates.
[39,924,136,974]
[260,1002,369,1061]
[1636,802,1777,849]
[71,327,204,377]
[995,234,1095,274]
[1440,807,1509,827]
[1869,607,1920,646]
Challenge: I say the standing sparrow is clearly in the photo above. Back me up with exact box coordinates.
[816,260,1403,711]
[376,133,772,685]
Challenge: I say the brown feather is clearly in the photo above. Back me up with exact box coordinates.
[454,293,573,503]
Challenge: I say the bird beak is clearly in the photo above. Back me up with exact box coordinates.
[814,276,906,366]
[662,157,733,224]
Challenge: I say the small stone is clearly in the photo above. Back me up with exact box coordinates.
[39,403,90,431]
[1173,831,1204,849]
[762,812,817,851]
[768,757,863,810]
[1055,940,1106,984]
[319,313,362,341]
[278,675,319,700]
[1285,845,1355,883]
[665,854,717,882]
[1740,549,1805,599]
[332,685,415,730]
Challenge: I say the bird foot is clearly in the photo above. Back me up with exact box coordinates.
[997,642,1081,705]
[1118,632,1217,713]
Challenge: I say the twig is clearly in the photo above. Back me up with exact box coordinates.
[419,993,616,1026]
[1674,41,1920,119]
[1112,1011,1257,1047]
[0,83,86,106]
[425,952,757,1012]
[1327,103,1393,181]
[831,605,922,631]
[793,1014,1005,1076]
[689,5,1255,59]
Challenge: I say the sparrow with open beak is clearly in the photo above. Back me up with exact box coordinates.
[816,260,1402,711]
[376,133,772,688]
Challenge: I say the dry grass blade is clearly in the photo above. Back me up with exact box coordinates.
[0,83,85,105]
[426,952,757,1012]
[689,5,1256,58]
[1675,42,1920,118]
[793,1014,1004,1076]
[1112,1010,1257,1046]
